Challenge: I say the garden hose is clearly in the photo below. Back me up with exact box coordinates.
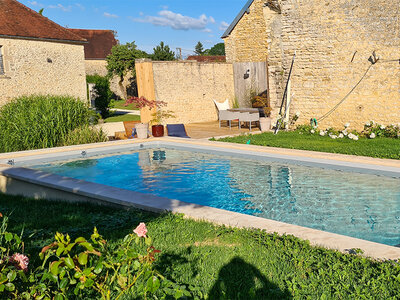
[310,118,318,127]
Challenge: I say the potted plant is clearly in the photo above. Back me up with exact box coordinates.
[251,91,272,131]
[124,96,173,138]
[150,109,175,137]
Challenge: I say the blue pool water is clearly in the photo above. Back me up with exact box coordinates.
[33,148,400,246]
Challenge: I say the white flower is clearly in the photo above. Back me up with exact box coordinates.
[319,131,325,136]
[310,129,315,134]
[353,136,359,141]
[343,131,348,136]
[365,121,371,126]
[295,111,300,117]
[331,135,337,139]
[344,123,350,128]
[380,125,386,130]
[338,133,344,138]
[369,133,376,139]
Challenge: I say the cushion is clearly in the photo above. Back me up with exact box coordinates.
[213,99,230,111]
[166,124,190,138]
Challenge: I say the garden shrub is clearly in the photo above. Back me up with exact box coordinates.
[58,126,108,146]
[86,75,113,118]
[0,214,190,299]
[0,95,91,153]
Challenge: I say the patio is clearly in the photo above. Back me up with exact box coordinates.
[99,120,263,140]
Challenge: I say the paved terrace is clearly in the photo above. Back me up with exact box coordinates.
[99,121,263,140]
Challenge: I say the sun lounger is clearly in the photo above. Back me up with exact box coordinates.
[166,124,190,138]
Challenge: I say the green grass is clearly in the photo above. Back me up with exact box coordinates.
[2,193,400,299]
[216,131,400,159]
[103,114,140,123]
[112,99,139,111]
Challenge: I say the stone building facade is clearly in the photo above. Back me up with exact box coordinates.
[0,0,88,106]
[223,0,400,130]
[0,38,86,106]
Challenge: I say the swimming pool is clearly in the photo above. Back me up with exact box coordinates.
[31,146,400,247]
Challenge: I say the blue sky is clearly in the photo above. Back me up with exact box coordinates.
[20,0,246,56]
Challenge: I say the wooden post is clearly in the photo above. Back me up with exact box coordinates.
[265,55,271,109]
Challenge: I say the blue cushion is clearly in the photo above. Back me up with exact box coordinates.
[166,124,190,138]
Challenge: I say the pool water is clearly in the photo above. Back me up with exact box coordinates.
[33,148,400,246]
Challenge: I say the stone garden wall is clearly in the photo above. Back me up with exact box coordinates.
[136,59,235,124]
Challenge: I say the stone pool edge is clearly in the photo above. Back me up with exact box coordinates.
[1,138,400,260]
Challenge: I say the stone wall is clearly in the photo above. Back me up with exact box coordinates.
[224,0,269,63]
[136,60,235,124]
[225,0,400,130]
[85,59,135,100]
[0,37,87,106]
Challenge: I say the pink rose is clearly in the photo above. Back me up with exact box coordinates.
[133,222,147,238]
[10,253,29,272]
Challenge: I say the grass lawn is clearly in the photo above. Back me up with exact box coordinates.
[103,113,140,123]
[216,131,400,159]
[2,193,400,299]
[112,99,139,111]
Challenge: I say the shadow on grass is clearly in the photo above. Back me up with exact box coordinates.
[208,257,291,300]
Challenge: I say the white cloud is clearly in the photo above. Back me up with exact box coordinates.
[75,3,85,11]
[202,28,212,33]
[48,4,72,12]
[219,21,229,31]
[133,10,215,31]
[104,12,118,18]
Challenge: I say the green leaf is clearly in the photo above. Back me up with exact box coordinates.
[145,237,152,246]
[54,294,64,300]
[7,270,16,282]
[84,278,94,288]
[4,232,13,242]
[82,268,92,276]
[50,261,62,275]
[133,260,141,270]
[146,276,160,293]
[56,245,65,256]
[60,277,69,289]
[64,257,75,269]
[78,253,88,265]
[5,282,15,292]
[174,289,184,299]
[118,275,127,288]
[75,237,86,243]
[94,261,103,274]
[0,284,5,292]
[80,242,94,252]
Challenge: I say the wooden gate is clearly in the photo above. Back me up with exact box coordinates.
[233,61,267,107]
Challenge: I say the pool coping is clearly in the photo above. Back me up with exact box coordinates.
[1,137,400,260]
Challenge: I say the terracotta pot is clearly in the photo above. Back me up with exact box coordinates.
[152,125,164,137]
[135,123,149,139]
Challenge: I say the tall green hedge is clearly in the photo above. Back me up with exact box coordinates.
[86,74,113,117]
[0,95,94,153]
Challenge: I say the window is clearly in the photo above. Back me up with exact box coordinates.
[0,46,4,75]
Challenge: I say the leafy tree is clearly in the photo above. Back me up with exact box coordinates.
[194,41,204,55]
[208,42,225,55]
[106,42,148,100]
[38,8,44,15]
[151,41,175,61]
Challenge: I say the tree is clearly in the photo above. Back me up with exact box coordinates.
[151,42,175,61]
[106,42,148,100]
[208,42,225,55]
[194,42,204,55]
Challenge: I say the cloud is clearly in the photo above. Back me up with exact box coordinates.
[133,10,215,31]
[104,12,118,18]
[202,28,212,33]
[48,4,72,12]
[75,3,85,11]
[219,21,229,31]
[28,1,44,6]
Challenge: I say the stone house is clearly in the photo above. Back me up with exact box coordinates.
[0,0,88,106]
[222,0,400,129]
[68,29,118,77]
